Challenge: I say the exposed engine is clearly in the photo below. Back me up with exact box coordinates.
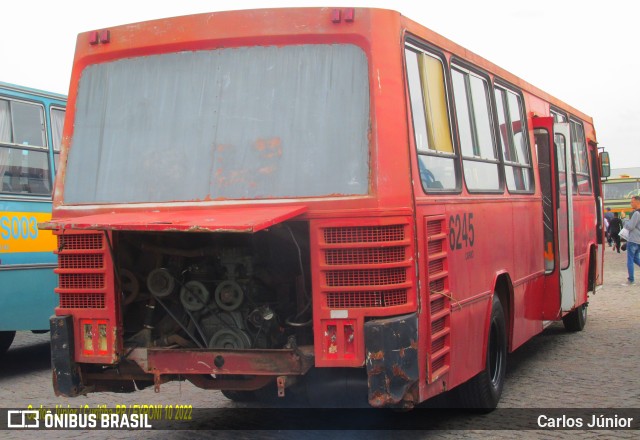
[114,222,312,351]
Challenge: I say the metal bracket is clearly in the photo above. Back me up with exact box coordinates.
[277,376,286,397]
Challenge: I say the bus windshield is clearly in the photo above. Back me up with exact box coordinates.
[603,180,640,199]
[63,44,370,204]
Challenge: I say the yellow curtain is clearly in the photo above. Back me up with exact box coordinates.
[418,54,453,154]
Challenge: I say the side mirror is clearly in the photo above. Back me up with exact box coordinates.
[600,151,610,179]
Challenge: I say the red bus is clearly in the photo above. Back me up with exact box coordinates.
[43,8,608,409]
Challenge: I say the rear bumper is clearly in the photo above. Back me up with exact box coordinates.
[128,346,315,377]
[50,314,314,395]
[51,313,419,407]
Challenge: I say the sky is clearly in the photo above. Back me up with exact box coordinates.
[2,0,638,169]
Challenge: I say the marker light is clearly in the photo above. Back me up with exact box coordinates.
[325,324,338,357]
[89,29,111,45]
[344,8,355,22]
[82,322,93,355]
[98,322,108,354]
[344,324,355,356]
[99,30,110,44]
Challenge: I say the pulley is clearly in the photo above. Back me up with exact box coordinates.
[180,280,210,312]
[147,268,177,298]
[208,328,252,349]
[214,280,244,311]
[120,269,140,305]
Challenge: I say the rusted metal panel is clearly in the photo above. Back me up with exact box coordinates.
[364,313,418,407]
[50,315,85,397]
[41,205,307,233]
[139,345,314,376]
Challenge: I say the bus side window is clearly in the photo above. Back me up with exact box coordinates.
[405,46,458,191]
[51,107,65,171]
[570,119,591,194]
[0,98,51,196]
[494,87,534,193]
[451,65,501,192]
[0,99,10,189]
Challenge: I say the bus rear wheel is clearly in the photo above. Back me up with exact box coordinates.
[220,377,278,403]
[221,390,258,402]
[456,294,506,411]
[0,331,16,356]
[562,303,587,332]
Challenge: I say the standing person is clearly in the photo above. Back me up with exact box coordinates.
[604,207,614,222]
[608,212,623,253]
[622,196,640,285]
[604,207,614,246]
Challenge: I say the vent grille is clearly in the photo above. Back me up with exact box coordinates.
[59,293,105,309]
[432,337,445,353]
[430,278,445,293]
[431,296,445,314]
[326,290,407,308]
[54,230,118,362]
[432,317,445,334]
[428,259,444,275]
[59,273,105,290]
[59,254,104,270]
[425,215,450,383]
[58,234,103,250]
[325,247,405,265]
[326,267,406,287]
[319,222,411,310]
[55,232,109,312]
[428,240,442,254]
[324,225,404,244]
[432,356,445,373]
[426,220,442,237]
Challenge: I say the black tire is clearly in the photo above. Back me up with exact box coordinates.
[562,303,587,332]
[456,294,507,411]
[221,389,258,402]
[221,378,278,402]
[0,331,16,356]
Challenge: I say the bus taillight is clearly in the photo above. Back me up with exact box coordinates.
[323,319,357,361]
[325,324,338,357]
[344,323,355,355]
[80,319,110,356]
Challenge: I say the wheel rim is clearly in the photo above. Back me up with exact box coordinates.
[488,318,504,388]
[580,304,587,323]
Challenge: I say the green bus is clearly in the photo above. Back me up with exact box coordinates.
[603,175,640,216]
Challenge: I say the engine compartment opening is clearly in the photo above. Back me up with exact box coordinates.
[113,221,313,352]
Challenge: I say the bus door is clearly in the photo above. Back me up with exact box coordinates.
[533,118,575,318]
[554,122,576,311]
[589,142,605,288]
